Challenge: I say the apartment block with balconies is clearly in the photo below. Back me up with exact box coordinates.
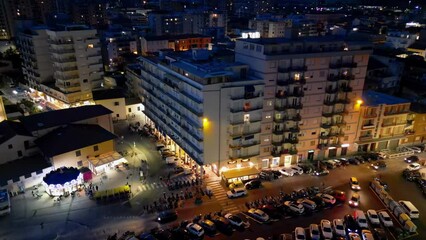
[356,90,412,152]
[126,49,264,175]
[235,36,372,165]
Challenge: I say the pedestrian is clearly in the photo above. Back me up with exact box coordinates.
[95,185,99,191]
[31,190,34,197]
[40,222,44,229]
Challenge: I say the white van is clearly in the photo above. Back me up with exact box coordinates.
[399,201,419,219]
[354,210,368,228]
[165,156,177,164]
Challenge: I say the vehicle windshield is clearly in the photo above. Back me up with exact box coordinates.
[352,180,359,184]
[384,216,390,221]
[359,219,367,223]
[231,216,242,223]
[351,197,358,201]
[297,234,305,239]
[312,230,319,235]
[324,227,332,232]
[371,214,378,218]
[337,225,344,230]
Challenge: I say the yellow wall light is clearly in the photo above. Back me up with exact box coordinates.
[356,99,363,105]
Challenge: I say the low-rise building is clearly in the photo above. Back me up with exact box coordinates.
[140,34,211,55]
[356,91,413,152]
[92,89,126,121]
[0,120,36,164]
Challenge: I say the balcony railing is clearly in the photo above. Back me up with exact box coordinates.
[230,105,263,113]
[277,77,306,86]
[327,74,355,82]
[229,141,259,149]
[329,62,358,69]
[230,152,260,160]
[335,98,351,104]
[283,138,299,144]
[273,129,284,135]
[278,65,307,73]
[325,87,338,94]
[383,110,410,116]
[284,127,300,133]
[230,93,261,100]
[363,113,377,118]
[340,86,353,92]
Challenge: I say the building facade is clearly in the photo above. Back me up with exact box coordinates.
[235,37,372,163]
[248,18,292,38]
[140,34,211,55]
[356,91,413,152]
[126,50,264,175]
[17,24,104,107]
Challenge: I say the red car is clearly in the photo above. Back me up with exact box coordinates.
[332,190,346,202]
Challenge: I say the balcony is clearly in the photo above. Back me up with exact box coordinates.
[273,129,284,135]
[52,57,77,63]
[327,74,355,82]
[334,121,346,127]
[284,127,300,133]
[50,48,75,54]
[317,142,340,150]
[340,86,353,92]
[283,148,298,155]
[272,139,283,146]
[363,113,377,118]
[229,127,261,138]
[321,123,333,129]
[53,66,78,72]
[48,39,74,45]
[405,130,415,135]
[278,65,307,73]
[329,62,358,69]
[324,99,337,106]
[277,77,306,86]
[229,118,261,125]
[359,135,373,141]
[362,124,375,130]
[286,103,303,109]
[229,141,259,149]
[287,91,304,98]
[287,114,302,121]
[322,112,334,118]
[383,110,410,116]
[230,92,261,100]
[230,152,260,160]
[274,117,285,123]
[274,104,286,111]
[325,87,338,94]
[283,138,299,144]
[382,121,407,127]
[276,93,286,99]
[335,98,351,104]
[230,105,263,113]
[271,150,283,157]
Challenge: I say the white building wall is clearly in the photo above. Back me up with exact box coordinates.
[0,135,37,164]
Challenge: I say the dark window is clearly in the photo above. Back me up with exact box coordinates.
[116,114,120,117]
[128,108,131,113]
[137,107,140,111]
[76,150,81,157]
[83,79,88,83]
[8,144,13,149]
[24,140,29,149]
[17,151,23,157]
[94,145,99,151]
[114,102,119,106]
[77,161,83,167]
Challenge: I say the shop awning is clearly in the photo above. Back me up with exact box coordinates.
[87,151,125,168]
[221,167,260,180]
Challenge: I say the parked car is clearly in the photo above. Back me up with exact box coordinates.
[350,177,361,190]
[284,201,305,214]
[361,230,374,240]
[371,161,386,170]
[402,169,421,181]
[247,208,270,222]
[294,227,306,240]
[297,198,317,211]
[332,219,346,236]
[348,157,361,165]
[279,168,296,177]
[198,219,216,233]
[310,196,326,209]
[404,155,419,163]
[309,224,321,240]
[224,213,245,228]
[312,168,329,176]
[373,178,389,190]
[290,166,304,175]
[186,223,204,237]
[372,228,387,240]
[366,210,380,225]
[344,214,360,233]
[316,193,336,205]
[332,190,346,202]
[226,187,247,198]
[157,210,178,223]
[298,164,314,174]
[150,228,172,240]
[407,163,421,171]
[245,179,262,190]
[324,160,337,169]
[259,204,282,220]
[349,193,360,207]
[405,146,422,153]
[348,232,362,240]
[320,219,333,239]
[339,158,350,165]
[211,216,232,234]
[378,211,393,227]
[228,179,244,190]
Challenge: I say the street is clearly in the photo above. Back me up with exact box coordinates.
[0,124,425,240]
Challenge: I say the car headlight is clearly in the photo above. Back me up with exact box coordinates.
[354,202,358,206]
[349,200,353,204]
[158,217,161,221]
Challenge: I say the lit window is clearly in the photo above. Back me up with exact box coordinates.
[87,44,94,48]
[294,73,300,81]
[244,114,250,123]
[265,115,271,119]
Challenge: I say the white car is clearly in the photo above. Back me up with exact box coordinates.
[407,146,422,153]
[247,208,270,222]
[224,213,244,227]
[361,229,374,240]
[332,219,346,236]
[279,168,296,176]
[295,227,306,240]
[316,193,336,205]
[309,224,321,240]
[284,201,305,214]
[366,210,380,225]
[291,166,304,175]
[226,187,247,198]
[378,211,393,227]
[186,223,204,237]
[407,163,421,171]
[320,219,333,239]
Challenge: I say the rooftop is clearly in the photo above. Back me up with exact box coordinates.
[35,124,117,157]
[0,155,51,187]
[363,90,410,106]
[19,105,112,132]
[143,34,210,41]
[408,41,426,50]
[92,89,125,101]
[367,58,387,70]
[0,120,32,144]
[125,98,142,105]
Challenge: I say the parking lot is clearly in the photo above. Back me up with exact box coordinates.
[149,152,426,240]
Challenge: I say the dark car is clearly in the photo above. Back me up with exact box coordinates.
[150,228,173,240]
[312,168,329,176]
[259,204,282,219]
[211,216,233,234]
[157,210,178,223]
[310,196,326,209]
[298,164,314,174]
[271,170,282,179]
[416,178,426,188]
[139,232,156,240]
[361,152,381,161]
[404,155,419,163]
[402,169,421,181]
[199,219,216,234]
[371,160,386,170]
[245,179,262,190]
[339,158,350,166]
[170,226,190,240]
[348,157,361,165]
[344,214,360,233]
[372,228,388,240]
